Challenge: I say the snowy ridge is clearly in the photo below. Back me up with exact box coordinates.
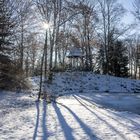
[46,72,140,95]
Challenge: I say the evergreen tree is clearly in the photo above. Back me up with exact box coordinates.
[96,44,106,74]
[97,39,129,77]
[108,40,129,77]
[0,0,23,90]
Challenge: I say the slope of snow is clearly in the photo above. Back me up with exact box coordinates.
[44,72,140,114]
[0,72,140,140]
[46,72,140,95]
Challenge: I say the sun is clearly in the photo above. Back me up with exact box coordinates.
[42,22,51,29]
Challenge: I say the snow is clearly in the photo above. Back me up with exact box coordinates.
[0,72,140,140]
[45,72,140,95]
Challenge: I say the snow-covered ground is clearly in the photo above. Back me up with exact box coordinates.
[46,72,140,94]
[0,72,140,140]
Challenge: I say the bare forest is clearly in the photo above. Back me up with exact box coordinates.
[0,0,140,90]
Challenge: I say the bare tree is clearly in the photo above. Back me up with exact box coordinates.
[24,33,40,77]
[17,0,34,70]
[133,0,140,21]
[97,0,126,74]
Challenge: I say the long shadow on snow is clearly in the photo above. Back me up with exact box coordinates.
[112,111,140,126]
[73,95,127,140]
[52,102,75,140]
[56,102,100,140]
[42,101,48,140]
[77,95,140,131]
[33,101,40,140]
[33,101,48,140]
[77,94,140,115]
[74,95,140,137]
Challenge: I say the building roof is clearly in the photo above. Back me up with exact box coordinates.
[67,47,84,58]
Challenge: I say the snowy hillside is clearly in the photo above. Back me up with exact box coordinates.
[0,72,140,140]
[45,72,140,95]
[43,72,140,114]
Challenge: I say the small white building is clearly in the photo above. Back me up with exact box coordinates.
[67,47,84,70]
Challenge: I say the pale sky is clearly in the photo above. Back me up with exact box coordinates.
[118,0,135,24]
[119,0,133,10]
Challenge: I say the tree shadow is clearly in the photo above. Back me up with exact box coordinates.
[56,102,100,140]
[33,101,40,140]
[77,94,108,108]
[42,100,48,140]
[77,94,140,115]
[111,111,140,126]
[33,101,48,140]
[77,95,140,136]
[52,102,75,140]
[73,95,127,140]
[77,94,140,126]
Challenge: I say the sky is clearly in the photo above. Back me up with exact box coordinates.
[118,0,140,36]
[118,0,135,24]
[119,0,133,11]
